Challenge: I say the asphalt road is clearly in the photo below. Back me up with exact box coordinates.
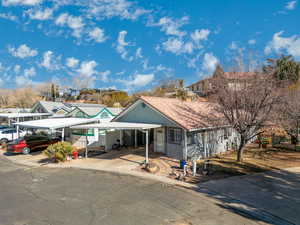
[201,168,300,225]
[0,156,262,225]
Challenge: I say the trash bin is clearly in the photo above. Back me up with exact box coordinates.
[180,160,187,169]
[72,151,78,159]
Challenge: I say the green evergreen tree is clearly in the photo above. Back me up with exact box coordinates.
[264,55,300,84]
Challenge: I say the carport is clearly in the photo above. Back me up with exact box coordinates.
[71,122,161,163]
[0,113,51,138]
[14,118,99,141]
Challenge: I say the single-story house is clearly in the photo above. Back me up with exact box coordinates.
[113,96,240,160]
[31,101,105,117]
[31,101,70,115]
[66,106,123,120]
[67,106,123,148]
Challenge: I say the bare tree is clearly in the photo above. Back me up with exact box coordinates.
[212,72,280,162]
[276,88,300,144]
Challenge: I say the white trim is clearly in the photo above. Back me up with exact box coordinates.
[14,118,99,130]
[0,113,51,119]
[71,122,161,130]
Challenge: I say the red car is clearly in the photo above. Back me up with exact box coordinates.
[7,135,60,154]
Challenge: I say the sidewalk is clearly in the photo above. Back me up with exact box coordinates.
[0,150,196,188]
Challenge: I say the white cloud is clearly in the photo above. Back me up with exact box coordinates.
[24,67,36,77]
[85,0,149,21]
[0,13,18,21]
[73,60,98,88]
[248,39,256,45]
[265,31,300,59]
[41,51,60,70]
[8,44,38,58]
[201,53,218,75]
[27,8,53,20]
[229,41,238,50]
[15,75,34,86]
[122,73,154,87]
[286,1,297,10]
[14,66,36,86]
[135,47,143,58]
[116,30,133,61]
[2,0,42,6]
[88,27,106,43]
[14,65,21,74]
[77,60,97,77]
[148,16,188,37]
[162,37,194,55]
[66,57,79,68]
[191,29,210,42]
[99,70,111,82]
[55,13,84,38]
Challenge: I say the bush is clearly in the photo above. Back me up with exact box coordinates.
[43,142,74,162]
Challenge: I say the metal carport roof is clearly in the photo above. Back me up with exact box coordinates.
[13,118,99,130]
[71,122,161,130]
[0,113,51,119]
[71,122,161,163]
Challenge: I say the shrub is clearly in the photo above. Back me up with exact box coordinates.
[44,142,74,162]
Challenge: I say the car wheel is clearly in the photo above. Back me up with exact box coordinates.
[0,138,8,144]
[22,147,31,155]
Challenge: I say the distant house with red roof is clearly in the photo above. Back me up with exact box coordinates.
[114,96,240,160]
[187,72,256,97]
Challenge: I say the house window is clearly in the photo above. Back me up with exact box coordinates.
[101,111,110,119]
[187,133,195,145]
[168,128,182,144]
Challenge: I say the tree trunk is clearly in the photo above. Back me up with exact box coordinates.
[237,136,245,162]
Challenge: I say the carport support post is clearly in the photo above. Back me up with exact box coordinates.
[135,129,137,148]
[16,117,20,138]
[85,129,88,158]
[62,128,65,141]
[145,130,149,164]
[119,130,123,146]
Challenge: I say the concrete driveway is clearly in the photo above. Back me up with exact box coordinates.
[199,168,300,225]
[0,155,264,225]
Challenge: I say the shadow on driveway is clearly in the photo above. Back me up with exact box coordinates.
[193,168,300,225]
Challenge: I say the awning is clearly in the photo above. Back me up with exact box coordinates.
[13,118,99,130]
[71,122,161,130]
[0,113,51,119]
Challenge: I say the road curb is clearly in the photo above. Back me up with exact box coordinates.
[0,153,196,189]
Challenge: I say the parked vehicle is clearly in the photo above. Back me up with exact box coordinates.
[0,128,26,143]
[0,125,10,130]
[7,135,61,154]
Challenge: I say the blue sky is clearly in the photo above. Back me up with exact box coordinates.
[0,0,299,92]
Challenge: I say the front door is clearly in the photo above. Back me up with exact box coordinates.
[155,128,165,153]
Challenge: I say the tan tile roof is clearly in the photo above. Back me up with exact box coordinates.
[187,72,256,88]
[223,72,256,79]
[139,96,223,131]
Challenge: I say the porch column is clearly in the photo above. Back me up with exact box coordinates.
[85,129,88,158]
[62,128,65,141]
[145,130,149,164]
[119,130,123,145]
[16,117,20,138]
[184,130,188,161]
[135,129,137,148]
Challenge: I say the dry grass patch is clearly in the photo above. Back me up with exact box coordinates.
[198,144,300,178]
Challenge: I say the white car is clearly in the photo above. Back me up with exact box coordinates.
[0,128,26,143]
